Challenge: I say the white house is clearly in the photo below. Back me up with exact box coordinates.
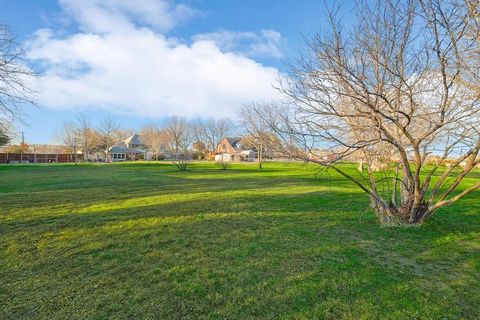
[107,134,146,162]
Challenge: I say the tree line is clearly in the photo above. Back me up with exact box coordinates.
[55,110,280,170]
[55,115,232,166]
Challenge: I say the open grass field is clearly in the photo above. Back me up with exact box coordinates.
[1,162,479,319]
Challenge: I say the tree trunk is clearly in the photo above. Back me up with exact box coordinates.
[357,159,363,173]
[258,145,263,169]
[370,198,430,226]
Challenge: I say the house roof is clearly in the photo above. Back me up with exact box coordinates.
[225,137,243,150]
[124,134,142,146]
[0,144,70,154]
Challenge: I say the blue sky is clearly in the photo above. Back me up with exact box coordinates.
[2,0,355,144]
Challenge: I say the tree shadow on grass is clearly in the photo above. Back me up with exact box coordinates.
[2,183,479,245]
[0,172,354,212]
[0,188,366,232]
[2,194,479,319]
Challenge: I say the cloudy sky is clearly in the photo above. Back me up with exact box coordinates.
[2,0,348,143]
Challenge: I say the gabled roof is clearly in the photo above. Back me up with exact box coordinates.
[124,134,142,146]
[225,137,243,150]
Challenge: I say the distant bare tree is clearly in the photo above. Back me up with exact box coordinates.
[164,116,195,171]
[115,128,137,141]
[194,118,233,154]
[140,124,166,161]
[261,0,480,225]
[0,128,9,146]
[240,104,280,169]
[76,113,91,161]
[192,140,207,159]
[0,120,12,146]
[56,122,79,165]
[76,113,102,161]
[98,114,120,152]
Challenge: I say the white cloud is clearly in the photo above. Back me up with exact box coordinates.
[193,29,285,58]
[59,0,198,33]
[26,0,284,119]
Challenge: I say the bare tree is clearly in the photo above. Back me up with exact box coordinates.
[239,104,280,169]
[76,113,90,161]
[0,119,12,146]
[457,1,480,100]
[0,24,35,134]
[112,128,137,143]
[193,118,234,154]
[192,140,207,159]
[262,0,480,226]
[140,124,166,161]
[56,122,80,165]
[0,128,9,146]
[76,113,102,161]
[98,114,120,153]
[164,116,195,171]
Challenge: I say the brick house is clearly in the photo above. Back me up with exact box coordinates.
[214,137,256,162]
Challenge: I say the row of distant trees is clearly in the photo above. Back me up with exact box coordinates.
[138,111,280,170]
[55,110,280,170]
[132,117,235,171]
[56,114,236,169]
[55,114,125,164]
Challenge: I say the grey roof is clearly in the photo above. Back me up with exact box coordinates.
[225,137,243,150]
[124,134,143,146]
[107,145,144,154]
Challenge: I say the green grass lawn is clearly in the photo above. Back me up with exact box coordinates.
[1,161,479,319]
